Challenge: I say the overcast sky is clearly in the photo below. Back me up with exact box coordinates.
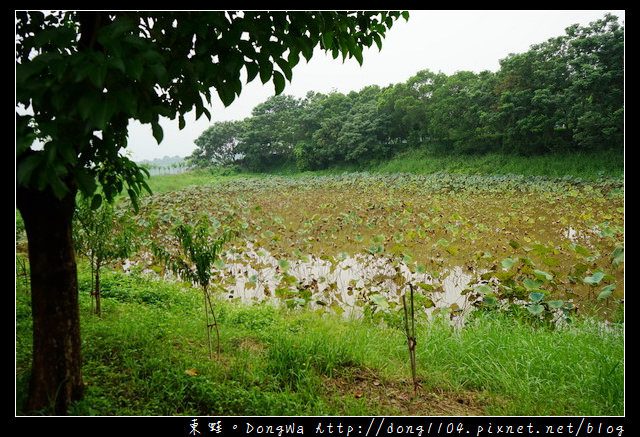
[127,9,625,162]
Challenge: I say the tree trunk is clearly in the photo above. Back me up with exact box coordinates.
[94,260,102,317]
[16,183,84,415]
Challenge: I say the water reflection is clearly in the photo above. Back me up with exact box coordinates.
[219,243,480,325]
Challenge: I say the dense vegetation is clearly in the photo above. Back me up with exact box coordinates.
[188,14,623,172]
[16,168,624,416]
[17,276,625,416]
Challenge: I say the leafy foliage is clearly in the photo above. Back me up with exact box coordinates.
[134,171,623,327]
[152,215,235,360]
[190,14,623,171]
[73,195,139,316]
[15,9,407,414]
[16,10,407,204]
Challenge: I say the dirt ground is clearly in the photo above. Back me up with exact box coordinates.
[322,366,488,416]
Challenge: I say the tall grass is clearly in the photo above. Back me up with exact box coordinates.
[417,313,624,415]
[371,149,624,180]
[16,267,624,415]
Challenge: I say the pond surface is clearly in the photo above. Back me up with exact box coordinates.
[217,243,484,326]
[136,173,624,320]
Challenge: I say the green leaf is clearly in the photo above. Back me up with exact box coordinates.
[273,70,286,95]
[213,259,226,269]
[75,168,97,197]
[17,153,43,187]
[245,62,259,82]
[528,291,545,303]
[527,304,545,316]
[523,278,543,291]
[151,121,164,144]
[124,56,143,80]
[500,257,518,270]
[48,170,70,199]
[372,33,382,51]
[611,246,624,268]
[583,272,605,285]
[148,63,169,87]
[216,84,236,107]
[275,58,293,81]
[598,284,616,300]
[89,56,108,89]
[259,58,273,84]
[533,269,553,281]
[482,296,498,306]
[474,284,493,295]
[572,244,591,257]
[547,300,565,309]
[278,259,290,271]
[508,240,521,249]
[369,294,389,309]
[416,282,433,292]
[436,238,449,247]
[91,99,114,130]
[321,31,334,50]
[127,188,140,213]
[90,193,103,210]
[287,49,300,68]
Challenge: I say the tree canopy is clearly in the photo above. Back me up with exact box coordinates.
[15,10,408,414]
[189,13,624,171]
[16,11,408,206]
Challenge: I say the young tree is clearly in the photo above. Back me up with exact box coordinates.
[152,215,234,361]
[16,10,407,414]
[73,196,138,317]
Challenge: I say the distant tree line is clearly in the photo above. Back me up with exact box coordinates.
[188,14,624,172]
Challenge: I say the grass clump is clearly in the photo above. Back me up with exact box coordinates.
[419,312,624,415]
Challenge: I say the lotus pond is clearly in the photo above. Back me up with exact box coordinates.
[127,172,624,325]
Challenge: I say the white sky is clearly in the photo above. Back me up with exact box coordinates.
[126,9,625,162]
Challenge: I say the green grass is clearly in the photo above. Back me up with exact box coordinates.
[143,150,623,196]
[16,267,624,416]
[143,168,228,194]
[421,313,624,415]
[369,149,624,180]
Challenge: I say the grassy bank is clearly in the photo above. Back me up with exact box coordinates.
[145,150,624,194]
[369,149,624,180]
[15,268,624,416]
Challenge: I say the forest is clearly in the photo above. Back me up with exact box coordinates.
[188,14,623,171]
